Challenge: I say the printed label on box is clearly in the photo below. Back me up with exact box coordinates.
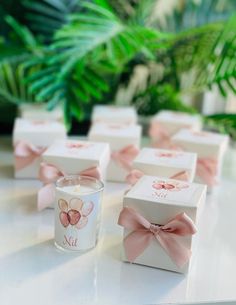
[130,176,200,205]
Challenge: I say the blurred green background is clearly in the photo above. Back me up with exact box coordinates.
[0,0,236,136]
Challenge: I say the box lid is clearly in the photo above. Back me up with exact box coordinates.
[88,123,142,150]
[152,110,201,125]
[89,123,142,139]
[172,129,229,157]
[42,139,110,174]
[124,175,206,224]
[92,105,137,124]
[19,104,63,121]
[13,118,66,146]
[134,148,197,170]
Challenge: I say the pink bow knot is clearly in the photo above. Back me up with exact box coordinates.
[118,207,196,268]
[149,123,181,150]
[126,169,189,185]
[37,163,101,211]
[149,224,161,235]
[14,141,46,170]
[111,145,139,171]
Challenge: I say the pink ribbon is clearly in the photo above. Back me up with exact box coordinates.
[196,157,218,187]
[118,207,196,268]
[149,123,181,150]
[111,145,139,171]
[14,141,46,170]
[126,169,189,185]
[37,163,101,211]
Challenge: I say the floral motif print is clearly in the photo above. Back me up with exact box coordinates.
[152,180,189,192]
[58,198,94,229]
[155,152,181,158]
[66,142,91,149]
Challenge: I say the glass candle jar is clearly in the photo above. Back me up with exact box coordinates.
[55,175,104,252]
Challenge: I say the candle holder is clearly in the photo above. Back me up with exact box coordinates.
[55,175,104,252]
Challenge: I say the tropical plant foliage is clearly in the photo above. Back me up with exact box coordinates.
[0,0,235,135]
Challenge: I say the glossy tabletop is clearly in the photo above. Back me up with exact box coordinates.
[0,136,236,305]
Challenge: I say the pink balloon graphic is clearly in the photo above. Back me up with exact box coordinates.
[82,201,94,217]
[75,216,88,229]
[58,199,68,212]
[68,209,81,225]
[58,198,94,229]
[152,181,176,190]
[59,211,70,227]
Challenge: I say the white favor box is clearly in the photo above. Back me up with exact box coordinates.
[19,104,64,122]
[121,175,207,273]
[150,110,202,138]
[172,129,229,185]
[91,105,137,125]
[88,123,142,182]
[13,118,67,178]
[133,148,197,182]
[42,139,110,180]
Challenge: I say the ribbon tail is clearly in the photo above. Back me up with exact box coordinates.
[115,156,132,172]
[124,230,153,262]
[80,166,101,180]
[37,183,55,211]
[156,232,191,268]
[126,170,144,185]
[15,155,37,171]
[196,163,216,187]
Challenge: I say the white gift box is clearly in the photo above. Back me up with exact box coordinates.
[121,175,207,273]
[13,118,67,178]
[132,148,197,183]
[150,111,202,145]
[91,105,137,125]
[42,139,110,181]
[88,123,142,182]
[172,129,229,187]
[19,104,64,122]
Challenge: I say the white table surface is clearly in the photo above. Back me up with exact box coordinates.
[1,136,236,305]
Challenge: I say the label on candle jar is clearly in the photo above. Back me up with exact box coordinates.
[55,187,102,251]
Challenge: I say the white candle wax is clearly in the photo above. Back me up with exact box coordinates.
[59,184,97,195]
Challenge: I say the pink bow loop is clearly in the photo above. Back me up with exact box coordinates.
[37,163,101,211]
[118,207,196,267]
[196,157,218,187]
[170,170,189,181]
[80,166,101,180]
[39,162,63,184]
[37,163,63,211]
[111,145,139,171]
[14,141,46,170]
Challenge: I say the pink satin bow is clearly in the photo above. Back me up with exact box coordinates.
[37,163,101,211]
[196,157,218,187]
[118,207,196,268]
[149,123,181,150]
[14,141,46,170]
[126,169,189,185]
[111,145,139,171]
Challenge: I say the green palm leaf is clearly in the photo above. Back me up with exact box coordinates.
[23,0,82,41]
[24,1,159,124]
[0,57,35,104]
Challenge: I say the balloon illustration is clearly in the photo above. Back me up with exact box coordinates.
[152,180,189,192]
[58,198,94,229]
